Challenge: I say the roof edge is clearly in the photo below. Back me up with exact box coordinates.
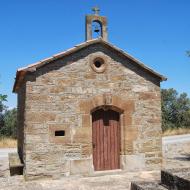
[13,38,167,93]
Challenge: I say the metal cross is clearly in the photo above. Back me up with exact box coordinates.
[92,6,100,15]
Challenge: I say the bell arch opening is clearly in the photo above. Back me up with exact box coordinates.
[92,20,103,39]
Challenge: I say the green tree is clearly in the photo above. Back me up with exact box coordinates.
[0,108,17,138]
[175,93,190,127]
[161,88,190,131]
[0,94,7,129]
[161,88,177,130]
[0,94,7,111]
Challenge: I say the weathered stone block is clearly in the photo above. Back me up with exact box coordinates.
[121,154,145,171]
[81,143,92,157]
[70,159,93,175]
[123,113,132,126]
[9,153,24,176]
[27,94,53,102]
[123,100,135,113]
[82,114,91,128]
[124,127,138,141]
[146,158,162,165]
[79,101,92,114]
[139,92,159,100]
[124,140,134,154]
[72,127,92,143]
[26,112,56,122]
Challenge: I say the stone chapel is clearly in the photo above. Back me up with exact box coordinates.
[12,8,166,180]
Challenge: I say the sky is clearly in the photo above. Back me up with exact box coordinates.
[0,0,190,108]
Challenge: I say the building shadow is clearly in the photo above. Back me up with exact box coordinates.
[174,153,190,161]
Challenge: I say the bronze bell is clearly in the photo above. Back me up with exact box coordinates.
[94,25,100,33]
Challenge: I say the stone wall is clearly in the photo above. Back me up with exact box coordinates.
[21,43,162,179]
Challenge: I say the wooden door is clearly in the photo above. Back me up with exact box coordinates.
[92,108,120,171]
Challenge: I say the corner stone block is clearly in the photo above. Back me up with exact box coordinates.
[124,140,134,154]
[139,92,159,101]
[121,154,145,171]
[124,127,138,141]
[92,95,104,108]
[70,159,93,175]
[145,158,162,165]
[123,100,135,113]
[123,113,132,126]
[112,96,123,109]
[82,114,91,128]
[81,143,92,157]
[79,101,92,114]
[147,117,161,124]
[26,112,56,122]
[73,127,92,143]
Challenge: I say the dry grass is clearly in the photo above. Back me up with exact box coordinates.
[0,137,17,148]
[163,128,190,136]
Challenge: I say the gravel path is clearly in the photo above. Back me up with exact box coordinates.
[162,134,190,144]
[0,148,16,160]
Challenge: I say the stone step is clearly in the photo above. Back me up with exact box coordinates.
[9,152,24,176]
[130,181,167,190]
[130,168,190,190]
[161,168,190,190]
[90,169,123,177]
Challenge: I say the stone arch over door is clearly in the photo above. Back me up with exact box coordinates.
[79,94,138,166]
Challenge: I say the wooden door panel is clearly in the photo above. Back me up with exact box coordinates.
[92,109,120,171]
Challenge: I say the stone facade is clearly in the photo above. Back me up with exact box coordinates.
[14,41,165,180]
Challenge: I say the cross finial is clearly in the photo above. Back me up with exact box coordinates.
[92,6,100,15]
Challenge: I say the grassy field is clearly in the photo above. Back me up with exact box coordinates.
[0,137,17,148]
[163,128,190,136]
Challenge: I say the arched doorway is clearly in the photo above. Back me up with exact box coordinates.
[92,108,120,171]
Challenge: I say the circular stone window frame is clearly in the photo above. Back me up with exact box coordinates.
[90,56,107,73]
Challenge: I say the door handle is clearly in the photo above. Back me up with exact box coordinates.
[93,143,96,148]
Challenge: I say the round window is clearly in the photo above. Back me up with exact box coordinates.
[91,57,106,73]
[94,60,102,68]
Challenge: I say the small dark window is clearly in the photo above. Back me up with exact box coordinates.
[55,130,65,136]
[94,61,102,68]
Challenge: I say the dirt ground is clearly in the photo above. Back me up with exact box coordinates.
[0,138,189,190]
[0,170,160,190]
